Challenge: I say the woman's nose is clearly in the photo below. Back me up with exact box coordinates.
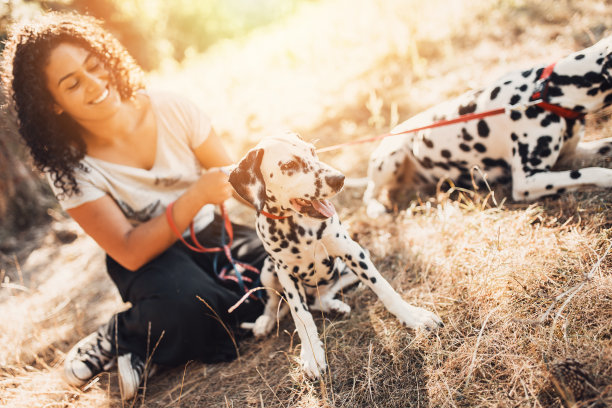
[84,71,106,92]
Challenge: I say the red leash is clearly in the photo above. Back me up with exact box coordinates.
[316,107,506,153]
[165,201,260,290]
[317,62,584,154]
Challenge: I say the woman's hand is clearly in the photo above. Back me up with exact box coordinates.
[196,168,233,205]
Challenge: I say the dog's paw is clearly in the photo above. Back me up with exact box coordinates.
[310,298,351,315]
[395,303,444,331]
[366,200,388,218]
[252,314,276,337]
[300,343,327,379]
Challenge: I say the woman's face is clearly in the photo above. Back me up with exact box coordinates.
[44,42,121,124]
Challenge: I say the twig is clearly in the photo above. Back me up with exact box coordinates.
[464,306,499,388]
[197,295,240,361]
[547,240,611,346]
[177,361,192,406]
[256,366,286,408]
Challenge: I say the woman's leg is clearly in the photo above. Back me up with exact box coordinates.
[106,243,262,365]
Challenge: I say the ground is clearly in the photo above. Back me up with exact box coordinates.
[1,0,611,407]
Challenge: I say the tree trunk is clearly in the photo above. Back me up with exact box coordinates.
[0,97,52,246]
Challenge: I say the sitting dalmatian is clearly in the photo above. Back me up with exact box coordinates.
[364,36,612,217]
[229,133,443,378]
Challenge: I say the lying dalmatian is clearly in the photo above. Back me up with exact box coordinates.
[229,133,443,378]
[364,36,612,217]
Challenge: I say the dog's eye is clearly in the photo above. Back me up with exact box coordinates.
[280,160,300,171]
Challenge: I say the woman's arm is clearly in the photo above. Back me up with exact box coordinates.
[67,165,232,271]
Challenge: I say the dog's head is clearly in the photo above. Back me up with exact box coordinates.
[229,133,345,219]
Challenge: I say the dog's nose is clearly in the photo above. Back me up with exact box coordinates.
[325,174,345,190]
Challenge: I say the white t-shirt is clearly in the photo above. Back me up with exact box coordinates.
[47,90,215,232]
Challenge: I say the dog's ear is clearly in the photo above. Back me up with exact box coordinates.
[229,148,266,211]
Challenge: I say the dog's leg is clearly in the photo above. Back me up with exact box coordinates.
[364,139,411,218]
[327,238,443,330]
[245,257,289,336]
[556,137,612,168]
[512,167,612,200]
[276,269,327,378]
[309,260,358,315]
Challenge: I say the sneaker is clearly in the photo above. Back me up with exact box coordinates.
[118,352,157,400]
[63,322,116,386]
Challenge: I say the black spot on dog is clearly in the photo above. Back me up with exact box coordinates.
[534,136,553,158]
[315,222,326,240]
[511,133,519,141]
[441,149,452,159]
[458,101,477,115]
[291,247,300,254]
[370,277,377,284]
[459,143,471,152]
[557,187,566,194]
[292,266,299,273]
[482,158,509,169]
[423,138,434,148]
[518,84,528,92]
[359,252,365,259]
[474,143,487,153]
[522,69,533,78]
[461,128,474,141]
[574,53,585,60]
[359,261,368,270]
[598,146,611,155]
[504,80,512,85]
[546,184,553,190]
[547,86,564,98]
[435,161,450,171]
[570,170,581,179]
[477,120,490,137]
[510,110,522,121]
[420,157,434,169]
[509,94,521,105]
[525,106,542,119]
[490,86,501,100]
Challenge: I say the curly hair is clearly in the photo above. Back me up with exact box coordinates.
[0,12,145,197]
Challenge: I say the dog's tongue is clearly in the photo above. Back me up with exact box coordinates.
[312,199,336,218]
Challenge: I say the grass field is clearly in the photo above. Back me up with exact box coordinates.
[1,0,611,406]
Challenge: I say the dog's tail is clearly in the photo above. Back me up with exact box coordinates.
[343,177,368,188]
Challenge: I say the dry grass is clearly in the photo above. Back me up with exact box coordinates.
[2,0,612,406]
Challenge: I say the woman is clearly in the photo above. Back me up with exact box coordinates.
[1,12,266,399]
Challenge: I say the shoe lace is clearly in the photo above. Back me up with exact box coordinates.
[78,328,114,369]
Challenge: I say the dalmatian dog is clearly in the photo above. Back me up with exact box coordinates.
[229,133,443,379]
[364,36,612,217]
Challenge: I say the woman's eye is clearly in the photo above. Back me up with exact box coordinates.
[67,80,80,90]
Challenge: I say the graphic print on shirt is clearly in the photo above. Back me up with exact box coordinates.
[118,200,161,223]
[154,175,182,187]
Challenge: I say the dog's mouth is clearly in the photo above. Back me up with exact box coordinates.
[289,198,336,219]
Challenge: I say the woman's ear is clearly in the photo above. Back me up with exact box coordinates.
[53,103,63,115]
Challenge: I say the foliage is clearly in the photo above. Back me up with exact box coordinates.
[0,0,310,70]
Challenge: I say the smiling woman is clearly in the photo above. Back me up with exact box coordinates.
[1,12,268,401]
